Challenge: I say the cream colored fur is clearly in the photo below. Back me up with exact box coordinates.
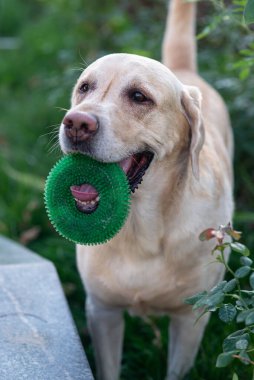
[59,0,234,379]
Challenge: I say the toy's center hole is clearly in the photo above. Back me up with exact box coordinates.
[70,184,99,214]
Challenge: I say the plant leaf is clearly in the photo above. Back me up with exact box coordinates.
[235,266,251,278]
[232,373,239,380]
[3,163,45,192]
[210,281,227,295]
[216,351,236,367]
[227,329,247,338]
[206,292,225,307]
[238,350,251,365]
[223,279,237,293]
[192,290,225,310]
[245,311,254,325]
[223,333,250,352]
[244,0,254,24]
[240,256,253,266]
[218,304,237,323]
[230,242,250,256]
[239,67,250,80]
[235,339,249,350]
[192,295,209,310]
[216,254,223,263]
[237,309,253,323]
[184,291,207,305]
[249,272,254,289]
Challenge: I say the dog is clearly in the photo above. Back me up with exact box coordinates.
[59,0,234,379]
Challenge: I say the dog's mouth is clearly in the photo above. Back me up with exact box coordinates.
[70,184,100,214]
[118,151,154,193]
[70,151,154,214]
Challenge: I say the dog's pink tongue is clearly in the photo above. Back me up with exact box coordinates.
[119,157,133,174]
[70,184,98,202]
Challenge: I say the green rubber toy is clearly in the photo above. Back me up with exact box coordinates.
[44,154,131,245]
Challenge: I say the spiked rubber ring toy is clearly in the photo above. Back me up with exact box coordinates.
[44,154,131,245]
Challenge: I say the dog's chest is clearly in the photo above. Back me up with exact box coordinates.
[77,243,200,314]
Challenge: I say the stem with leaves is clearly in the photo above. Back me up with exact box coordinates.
[185,223,254,379]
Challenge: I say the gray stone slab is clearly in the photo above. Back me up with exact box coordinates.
[0,236,94,380]
[0,236,45,265]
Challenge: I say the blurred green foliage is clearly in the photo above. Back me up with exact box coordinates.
[0,0,253,379]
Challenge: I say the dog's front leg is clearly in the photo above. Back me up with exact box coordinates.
[86,295,124,380]
[166,311,210,380]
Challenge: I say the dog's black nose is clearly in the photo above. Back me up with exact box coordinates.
[63,111,99,143]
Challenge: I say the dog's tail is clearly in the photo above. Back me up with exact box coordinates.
[162,0,197,72]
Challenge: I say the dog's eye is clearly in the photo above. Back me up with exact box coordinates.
[130,91,148,103]
[79,82,89,93]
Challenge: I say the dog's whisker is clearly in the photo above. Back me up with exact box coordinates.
[78,50,89,68]
[47,140,61,154]
[47,133,58,143]
[46,142,59,154]
[54,106,69,112]
[39,125,60,140]
[40,130,58,138]
[43,124,60,132]
[46,129,59,142]
[71,67,85,73]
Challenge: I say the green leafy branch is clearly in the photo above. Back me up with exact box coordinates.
[197,0,254,79]
[233,42,254,80]
[185,224,254,379]
[244,0,254,24]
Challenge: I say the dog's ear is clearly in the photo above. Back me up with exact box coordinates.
[181,85,205,180]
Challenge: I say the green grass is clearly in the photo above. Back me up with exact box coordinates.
[0,0,254,379]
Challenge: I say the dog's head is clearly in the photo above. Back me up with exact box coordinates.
[59,54,204,211]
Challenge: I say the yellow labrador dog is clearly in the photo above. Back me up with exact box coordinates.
[59,0,234,379]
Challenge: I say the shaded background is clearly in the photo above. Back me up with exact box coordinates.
[0,0,253,379]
